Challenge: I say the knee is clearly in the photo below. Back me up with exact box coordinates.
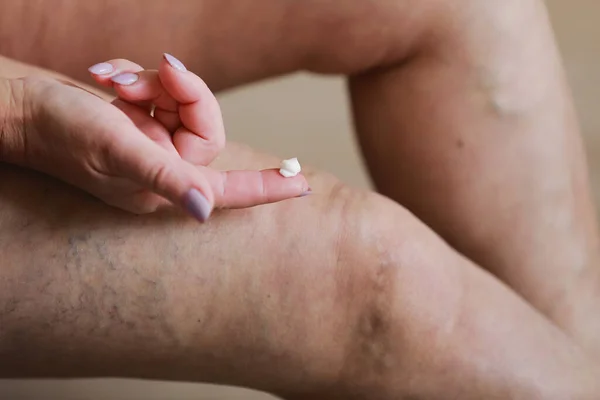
[292,0,437,74]
[296,0,542,76]
[330,190,595,399]
[265,179,464,396]
[325,189,465,397]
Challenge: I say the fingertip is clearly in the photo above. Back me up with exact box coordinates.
[88,62,114,75]
[179,163,217,222]
[174,163,216,223]
[163,53,187,72]
[183,188,212,222]
[277,170,311,193]
[88,59,145,87]
[297,187,313,198]
[206,168,311,209]
[89,62,117,87]
[262,168,311,195]
[159,54,211,104]
[110,72,140,86]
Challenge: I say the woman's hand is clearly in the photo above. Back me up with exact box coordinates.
[1,54,309,221]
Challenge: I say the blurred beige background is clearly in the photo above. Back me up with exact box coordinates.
[1,0,600,399]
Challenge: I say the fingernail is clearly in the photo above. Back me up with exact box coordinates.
[163,53,187,72]
[111,72,139,86]
[88,62,114,75]
[298,189,312,198]
[184,188,212,222]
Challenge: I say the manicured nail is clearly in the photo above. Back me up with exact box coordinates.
[184,188,212,222]
[111,72,139,85]
[88,62,114,75]
[163,53,187,72]
[298,189,312,198]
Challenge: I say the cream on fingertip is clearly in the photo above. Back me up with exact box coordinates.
[279,158,301,178]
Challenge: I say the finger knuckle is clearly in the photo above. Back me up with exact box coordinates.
[148,160,177,193]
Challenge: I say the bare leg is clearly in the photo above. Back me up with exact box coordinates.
[348,0,600,357]
[1,0,600,381]
[0,144,598,399]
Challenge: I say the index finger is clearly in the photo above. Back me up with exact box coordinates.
[202,168,311,209]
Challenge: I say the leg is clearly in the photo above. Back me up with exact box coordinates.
[346,0,600,357]
[1,0,433,89]
[0,144,598,399]
[2,0,600,378]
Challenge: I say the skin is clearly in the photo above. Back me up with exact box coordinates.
[1,57,310,220]
[349,0,600,358]
[1,0,600,398]
[1,141,599,399]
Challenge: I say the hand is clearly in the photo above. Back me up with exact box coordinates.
[1,54,309,221]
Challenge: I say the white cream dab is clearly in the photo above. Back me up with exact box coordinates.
[279,158,301,178]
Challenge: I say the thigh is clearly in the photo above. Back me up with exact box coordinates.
[0,0,429,90]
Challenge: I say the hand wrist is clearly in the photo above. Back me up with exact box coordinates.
[0,77,25,164]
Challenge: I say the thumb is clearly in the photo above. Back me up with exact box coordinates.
[108,130,215,222]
